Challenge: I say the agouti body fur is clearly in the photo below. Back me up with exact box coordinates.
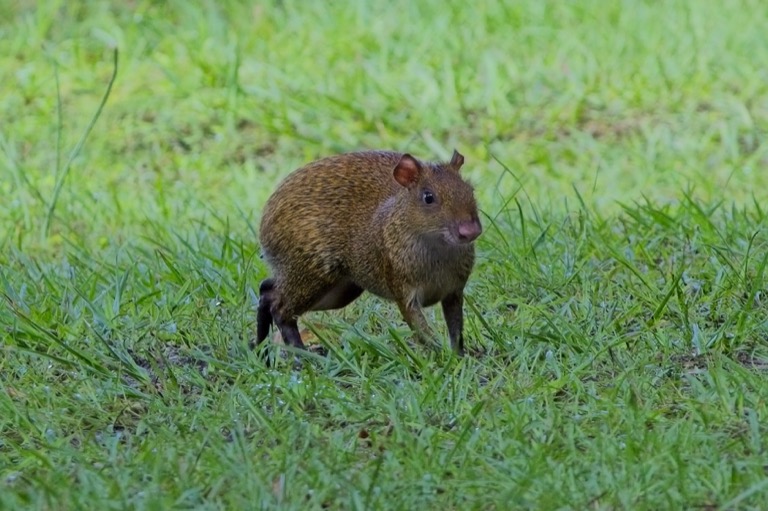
[256,150,482,356]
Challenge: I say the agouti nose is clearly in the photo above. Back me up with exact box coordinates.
[457,220,482,243]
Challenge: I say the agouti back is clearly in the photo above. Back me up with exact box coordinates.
[255,149,482,357]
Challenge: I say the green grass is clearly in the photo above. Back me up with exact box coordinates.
[2,1,768,509]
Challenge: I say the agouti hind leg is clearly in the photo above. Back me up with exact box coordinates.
[253,277,304,352]
[273,315,305,349]
[254,278,275,347]
[261,271,353,352]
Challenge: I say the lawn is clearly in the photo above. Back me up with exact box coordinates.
[2,1,768,509]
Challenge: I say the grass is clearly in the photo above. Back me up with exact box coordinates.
[2,0,768,509]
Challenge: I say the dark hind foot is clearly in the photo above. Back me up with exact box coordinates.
[253,278,275,355]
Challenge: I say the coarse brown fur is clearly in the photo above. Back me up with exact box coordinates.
[255,149,482,358]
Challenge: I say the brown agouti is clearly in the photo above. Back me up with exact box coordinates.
[255,149,482,357]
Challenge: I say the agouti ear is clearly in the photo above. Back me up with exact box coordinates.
[450,149,465,172]
[393,154,421,188]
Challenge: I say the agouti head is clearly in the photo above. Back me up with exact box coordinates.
[392,150,482,246]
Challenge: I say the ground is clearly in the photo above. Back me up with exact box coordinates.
[2,1,768,509]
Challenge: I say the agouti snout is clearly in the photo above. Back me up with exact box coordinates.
[255,149,482,358]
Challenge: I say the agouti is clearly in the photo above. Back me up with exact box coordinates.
[255,149,482,357]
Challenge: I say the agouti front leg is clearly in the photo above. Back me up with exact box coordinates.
[441,291,466,356]
[396,298,437,347]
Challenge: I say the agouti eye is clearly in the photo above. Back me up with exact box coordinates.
[422,191,435,204]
